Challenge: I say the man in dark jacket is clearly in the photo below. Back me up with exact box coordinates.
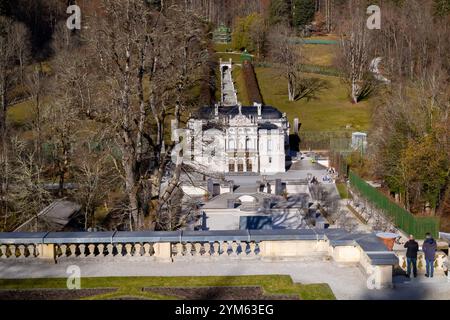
[404,235,419,278]
[422,233,437,278]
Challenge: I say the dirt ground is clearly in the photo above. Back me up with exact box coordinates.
[145,286,300,300]
[0,286,300,300]
[0,288,116,300]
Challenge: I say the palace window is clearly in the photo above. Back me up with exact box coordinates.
[246,159,252,172]
[238,161,244,172]
[229,161,235,172]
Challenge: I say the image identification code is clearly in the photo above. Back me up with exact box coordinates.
[175,304,274,317]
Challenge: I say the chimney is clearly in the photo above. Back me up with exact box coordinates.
[214,103,219,118]
[254,102,262,118]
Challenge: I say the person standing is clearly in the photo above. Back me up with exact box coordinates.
[404,235,419,278]
[422,233,437,278]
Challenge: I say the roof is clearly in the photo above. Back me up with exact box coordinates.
[198,105,283,120]
[202,191,272,209]
[14,200,81,232]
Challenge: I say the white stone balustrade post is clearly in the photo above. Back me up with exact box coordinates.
[124,244,133,257]
[27,244,36,258]
[194,243,202,256]
[203,243,211,256]
[249,242,257,256]
[17,245,26,259]
[0,244,7,258]
[87,244,95,257]
[97,244,105,257]
[134,243,142,257]
[221,241,229,256]
[68,244,77,257]
[185,243,193,256]
[106,244,113,256]
[175,243,183,257]
[143,243,151,257]
[78,244,86,257]
[230,241,238,257]
[116,244,123,257]
[59,245,67,258]
[212,242,220,257]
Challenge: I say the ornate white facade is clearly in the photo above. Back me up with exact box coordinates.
[183,103,289,174]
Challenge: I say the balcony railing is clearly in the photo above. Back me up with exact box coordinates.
[0,229,406,288]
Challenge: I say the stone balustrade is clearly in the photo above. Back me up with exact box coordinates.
[0,229,408,289]
[396,251,447,274]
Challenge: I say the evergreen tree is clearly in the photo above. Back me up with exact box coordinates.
[434,0,450,16]
[269,0,292,25]
[292,0,316,27]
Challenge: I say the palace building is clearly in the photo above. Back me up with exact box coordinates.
[183,102,290,174]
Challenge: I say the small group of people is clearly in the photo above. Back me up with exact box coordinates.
[403,233,438,278]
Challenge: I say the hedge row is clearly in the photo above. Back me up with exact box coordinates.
[242,60,263,104]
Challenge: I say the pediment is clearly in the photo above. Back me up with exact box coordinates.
[229,114,252,126]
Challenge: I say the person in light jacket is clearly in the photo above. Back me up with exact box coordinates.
[422,233,437,278]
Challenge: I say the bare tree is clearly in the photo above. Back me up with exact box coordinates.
[25,64,48,165]
[72,139,119,231]
[268,24,302,101]
[65,0,210,231]
[335,0,375,104]
[0,17,31,229]
[0,18,30,134]
[1,137,51,231]
[268,24,326,102]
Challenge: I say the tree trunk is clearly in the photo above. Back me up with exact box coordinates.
[123,155,140,230]
[287,73,295,101]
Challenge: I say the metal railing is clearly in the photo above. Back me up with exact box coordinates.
[349,172,440,238]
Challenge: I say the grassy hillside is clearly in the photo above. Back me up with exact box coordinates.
[212,36,371,134]
[255,67,372,132]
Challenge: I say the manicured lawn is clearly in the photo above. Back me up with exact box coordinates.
[213,43,233,52]
[214,52,244,64]
[232,65,251,105]
[302,44,336,67]
[255,67,372,133]
[0,275,335,300]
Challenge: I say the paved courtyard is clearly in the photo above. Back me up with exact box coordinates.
[1,258,449,300]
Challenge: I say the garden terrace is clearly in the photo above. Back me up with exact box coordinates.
[0,229,398,289]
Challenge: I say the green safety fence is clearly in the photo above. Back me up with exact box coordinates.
[349,171,440,238]
[289,38,339,45]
